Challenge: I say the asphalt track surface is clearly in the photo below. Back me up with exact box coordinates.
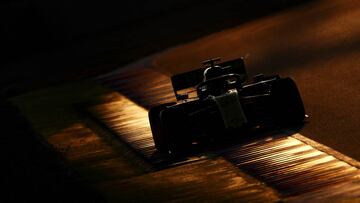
[150,0,360,161]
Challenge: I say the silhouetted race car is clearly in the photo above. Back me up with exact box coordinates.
[149,57,305,153]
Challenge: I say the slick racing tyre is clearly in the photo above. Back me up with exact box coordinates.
[271,77,305,124]
[148,103,175,152]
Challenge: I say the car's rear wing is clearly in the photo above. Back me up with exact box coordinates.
[171,57,247,101]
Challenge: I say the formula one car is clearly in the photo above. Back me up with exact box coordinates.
[149,57,305,153]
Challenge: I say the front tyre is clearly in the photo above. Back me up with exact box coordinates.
[148,103,175,152]
[272,77,305,124]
